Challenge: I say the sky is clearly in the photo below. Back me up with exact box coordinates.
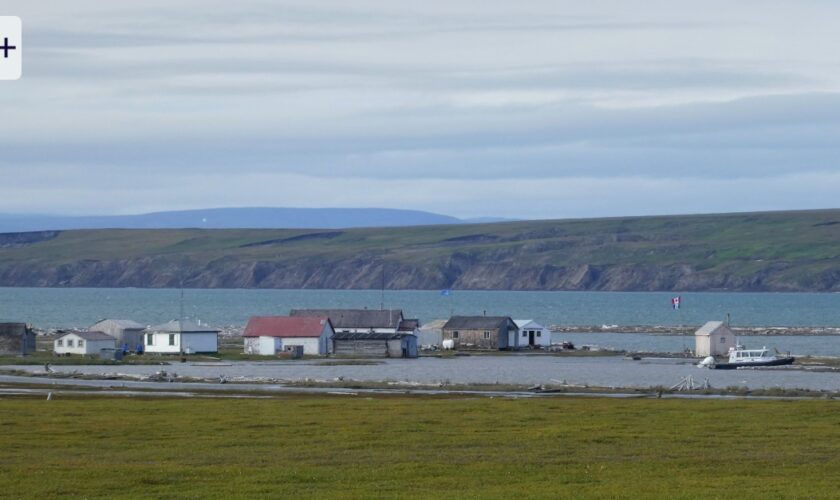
[2,0,839,219]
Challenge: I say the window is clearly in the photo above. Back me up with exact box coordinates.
[537,331,541,337]
[147,333,154,346]
[67,339,74,347]
[169,334,176,346]
[720,337,726,343]
[78,340,84,348]
[522,332,527,337]
[484,331,490,339]
[453,331,459,339]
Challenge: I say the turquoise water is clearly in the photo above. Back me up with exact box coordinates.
[3,288,840,329]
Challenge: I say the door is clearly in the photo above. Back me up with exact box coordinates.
[528,331,535,346]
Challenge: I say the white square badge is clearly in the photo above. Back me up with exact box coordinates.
[0,16,22,80]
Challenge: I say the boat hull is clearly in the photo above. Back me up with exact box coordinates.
[712,356,795,370]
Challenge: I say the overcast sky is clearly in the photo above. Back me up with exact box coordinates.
[2,0,839,219]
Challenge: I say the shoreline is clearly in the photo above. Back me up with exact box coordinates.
[549,325,840,336]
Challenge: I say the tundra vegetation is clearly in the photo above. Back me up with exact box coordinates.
[1,394,839,497]
[2,209,840,291]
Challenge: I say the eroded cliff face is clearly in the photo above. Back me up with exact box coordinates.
[0,257,831,291]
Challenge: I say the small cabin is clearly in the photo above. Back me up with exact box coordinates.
[694,321,736,357]
[54,331,116,356]
[513,319,551,348]
[332,332,418,358]
[0,322,36,356]
[243,316,334,356]
[442,316,519,350]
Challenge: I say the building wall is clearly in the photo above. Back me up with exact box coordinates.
[443,327,506,350]
[0,323,36,355]
[519,327,551,347]
[279,337,322,355]
[244,337,260,354]
[695,328,736,357]
[182,333,218,353]
[145,332,218,353]
[333,327,398,334]
[54,334,115,355]
[333,339,388,357]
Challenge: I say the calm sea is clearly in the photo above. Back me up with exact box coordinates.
[3,287,840,329]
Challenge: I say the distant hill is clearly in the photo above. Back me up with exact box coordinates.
[0,207,469,232]
[1,209,839,292]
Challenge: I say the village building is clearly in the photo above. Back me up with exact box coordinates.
[442,316,520,350]
[53,330,116,356]
[290,308,404,333]
[695,321,737,356]
[0,322,36,356]
[144,319,219,354]
[332,332,418,358]
[513,319,551,348]
[416,319,446,348]
[89,319,146,351]
[243,316,334,356]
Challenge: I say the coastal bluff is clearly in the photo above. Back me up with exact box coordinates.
[1,209,839,292]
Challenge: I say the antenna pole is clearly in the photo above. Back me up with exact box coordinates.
[380,263,385,311]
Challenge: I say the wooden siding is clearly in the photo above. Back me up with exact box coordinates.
[333,339,389,357]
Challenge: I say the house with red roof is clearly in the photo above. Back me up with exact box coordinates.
[243,316,334,356]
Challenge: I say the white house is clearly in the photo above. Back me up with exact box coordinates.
[513,319,551,348]
[54,331,116,355]
[243,316,334,356]
[695,321,736,357]
[145,319,219,354]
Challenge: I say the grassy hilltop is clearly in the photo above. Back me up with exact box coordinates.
[1,209,840,291]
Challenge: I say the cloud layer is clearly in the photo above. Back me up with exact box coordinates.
[2,0,839,218]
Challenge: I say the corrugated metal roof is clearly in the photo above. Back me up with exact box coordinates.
[290,309,403,329]
[695,321,727,336]
[147,319,219,333]
[443,316,515,330]
[332,332,414,341]
[90,319,146,330]
[244,316,330,338]
[56,330,116,341]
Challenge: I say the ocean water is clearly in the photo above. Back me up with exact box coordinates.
[3,288,840,329]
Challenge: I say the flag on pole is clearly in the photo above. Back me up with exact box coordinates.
[440,289,452,297]
[671,296,681,310]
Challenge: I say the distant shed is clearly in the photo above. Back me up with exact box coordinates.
[332,332,417,358]
[90,319,146,350]
[0,323,36,356]
[695,321,736,356]
[442,316,519,350]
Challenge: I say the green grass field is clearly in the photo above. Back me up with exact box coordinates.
[2,394,839,498]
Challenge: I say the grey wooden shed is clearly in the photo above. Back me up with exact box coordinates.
[332,332,418,358]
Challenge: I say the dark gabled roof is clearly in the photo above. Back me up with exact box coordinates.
[442,316,516,330]
[332,332,414,341]
[398,319,420,332]
[244,316,332,338]
[56,330,116,341]
[290,309,403,330]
